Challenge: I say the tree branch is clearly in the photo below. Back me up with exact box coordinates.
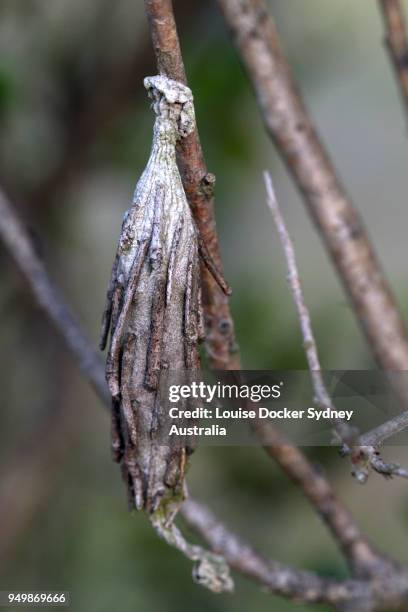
[216,0,408,374]
[144,0,240,369]
[252,419,380,578]
[263,171,356,447]
[379,0,408,119]
[359,410,408,447]
[263,171,408,487]
[181,498,374,610]
[0,189,109,406]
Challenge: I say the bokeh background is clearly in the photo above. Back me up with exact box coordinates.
[1,1,408,611]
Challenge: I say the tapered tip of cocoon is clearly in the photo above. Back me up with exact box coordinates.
[144,75,196,138]
[144,75,193,105]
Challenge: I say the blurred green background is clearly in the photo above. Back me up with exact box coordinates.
[1,1,408,611]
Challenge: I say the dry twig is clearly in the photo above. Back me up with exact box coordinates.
[263,171,408,485]
[359,411,408,447]
[0,190,108,405]
[144,0,240,369]
[263,172,355,447]
[216,0,408,375]
[181,498,404,611]
[378,0,408,119]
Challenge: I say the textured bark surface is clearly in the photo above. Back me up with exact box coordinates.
[101,76,202,515]
[145,0,241,370]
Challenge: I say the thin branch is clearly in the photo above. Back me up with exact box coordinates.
[379,0,408,119]
[359,410,408,447]
[263,171,355,447]
[218,0,408,480]
[0,189,109,406]
[371,454,408,478]
[263,171,408,486]
[181,498,374,610]
[144,0,240,369]
[251,419,380,578]
[216,0,408,375]
[372,460,408,478]
[262,172,380,562]
[357,446,408,481]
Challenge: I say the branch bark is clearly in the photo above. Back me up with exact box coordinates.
[216,0,408,373]
[379,0,408,119]
[144,0,240,369]
[263,171,408,486]
[142,0,400,580]
[252,419,380,578]
[181,498,399,611]
[264,172,356,447]
[0,190,109,406]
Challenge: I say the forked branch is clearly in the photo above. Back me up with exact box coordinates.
[263,171,408,483]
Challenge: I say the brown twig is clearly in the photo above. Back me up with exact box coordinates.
[180,498,403,611]
[0,189,109,405]
[352,445,408,482]
[141,4,385,578]
[181,498,342,604]
[379,0,408,119]
[144,0,240,369]
[216,0,408,374]
[252,419,381,578]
